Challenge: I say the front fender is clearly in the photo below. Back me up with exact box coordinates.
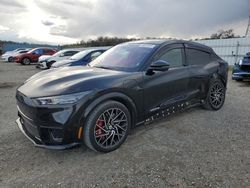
[81,92,138,127]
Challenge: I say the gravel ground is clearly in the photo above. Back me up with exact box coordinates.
[0,62,249,188]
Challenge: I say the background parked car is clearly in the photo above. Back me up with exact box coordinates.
[14,48,57,65]
[232,52,250,81]
[1,48,28,62]
[51,47,109,69]
[37,49,81,69]
[38,55,52,63]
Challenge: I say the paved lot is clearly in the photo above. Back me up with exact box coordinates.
[0,62,249,188]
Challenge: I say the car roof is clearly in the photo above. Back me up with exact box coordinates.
[127,39,213,52]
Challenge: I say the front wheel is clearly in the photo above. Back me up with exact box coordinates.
[203,79,226,110]
[21,58,31,65]
[83,101,131,152]
[8,57,13,62]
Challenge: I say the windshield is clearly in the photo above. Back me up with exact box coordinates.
[52,50,65,57]
[89,43,156,71]
[70,50,90,60]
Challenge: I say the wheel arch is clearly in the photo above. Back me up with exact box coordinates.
[82,92,138,128]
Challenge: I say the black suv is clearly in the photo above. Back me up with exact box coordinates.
[16,40,228,152]
[232,52,250,81]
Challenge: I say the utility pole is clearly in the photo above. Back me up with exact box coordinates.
[245,16,250,37]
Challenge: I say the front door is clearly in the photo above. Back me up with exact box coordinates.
[142,44,189,118]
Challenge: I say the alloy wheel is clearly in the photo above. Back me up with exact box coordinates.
[209,82,225,109]
[94,108,128,149]
[23,58,30,65]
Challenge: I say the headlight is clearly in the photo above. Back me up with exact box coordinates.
[34,91,91,105]
[239,60,243,65]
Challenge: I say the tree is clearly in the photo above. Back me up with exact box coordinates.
[210,29,236,39]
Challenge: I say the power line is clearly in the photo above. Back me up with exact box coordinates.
[245,16,250,37]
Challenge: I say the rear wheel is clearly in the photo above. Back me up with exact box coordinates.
[21,58,31,65]
[83,101,131,152]
[203,79,226,110]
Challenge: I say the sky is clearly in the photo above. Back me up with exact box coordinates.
[0,0,249,45]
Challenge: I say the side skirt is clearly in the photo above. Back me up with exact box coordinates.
[136,99,204,126]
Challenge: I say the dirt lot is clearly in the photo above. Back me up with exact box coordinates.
[0,62,249,188]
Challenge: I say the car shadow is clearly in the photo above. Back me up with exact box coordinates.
[237,80,250,87]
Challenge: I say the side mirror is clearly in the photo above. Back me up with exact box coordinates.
[149,60,170,72]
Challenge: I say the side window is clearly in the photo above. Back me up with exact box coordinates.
[156,48,183,68]
[90,51,102,61]
[43,49,52,54]
[33,49,43,55]
[67,51,78,56]
[186,49,210,65]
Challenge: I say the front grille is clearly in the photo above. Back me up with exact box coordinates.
[19,114,40,139]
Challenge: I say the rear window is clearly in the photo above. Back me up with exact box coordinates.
[186,48,210,65]
[243,57,250,62]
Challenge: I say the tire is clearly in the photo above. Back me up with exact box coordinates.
[83,100,131,152]
[21,58,31,65]
[203,79,226,110]
[47,61,55,69]
[8,57,13,62]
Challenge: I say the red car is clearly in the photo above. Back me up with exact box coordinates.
[14,48,57,65]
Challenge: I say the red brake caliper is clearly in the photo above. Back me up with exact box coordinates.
[96,120,105,140]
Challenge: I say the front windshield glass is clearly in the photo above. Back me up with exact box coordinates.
[52,50,68,57]
[70,50,90,60]
[89,43,156,71]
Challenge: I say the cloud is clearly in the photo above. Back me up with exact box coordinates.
[50,25,67,35]
[36,0,250,40]
[0,25,9,33]
[41,20,54,26]
[0,0,249,44]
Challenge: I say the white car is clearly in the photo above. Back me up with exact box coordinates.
[1,49,30,62]
[38,55,52,63]
[37,49,81,69]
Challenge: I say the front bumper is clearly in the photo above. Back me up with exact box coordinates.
[16,117,80,149]
[36,62,48,69]
[0,56,8,61]
[232,72,250,80]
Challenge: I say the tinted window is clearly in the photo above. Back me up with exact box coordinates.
[90,51,102,61]
[33,49,43,55]
[156,48,183,68]
[90,43,156,71]
[186,49,210,65]
[70,50,91,60]
[63,51,79,56]
[44,49,54,53]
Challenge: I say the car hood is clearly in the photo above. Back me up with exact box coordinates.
[52,59,76,67]
[48,57,70,65]
[39,55,51,61]
[18,66,130,98]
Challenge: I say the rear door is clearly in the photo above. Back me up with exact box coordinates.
[185,45,213,99]
[142,43,189,117]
